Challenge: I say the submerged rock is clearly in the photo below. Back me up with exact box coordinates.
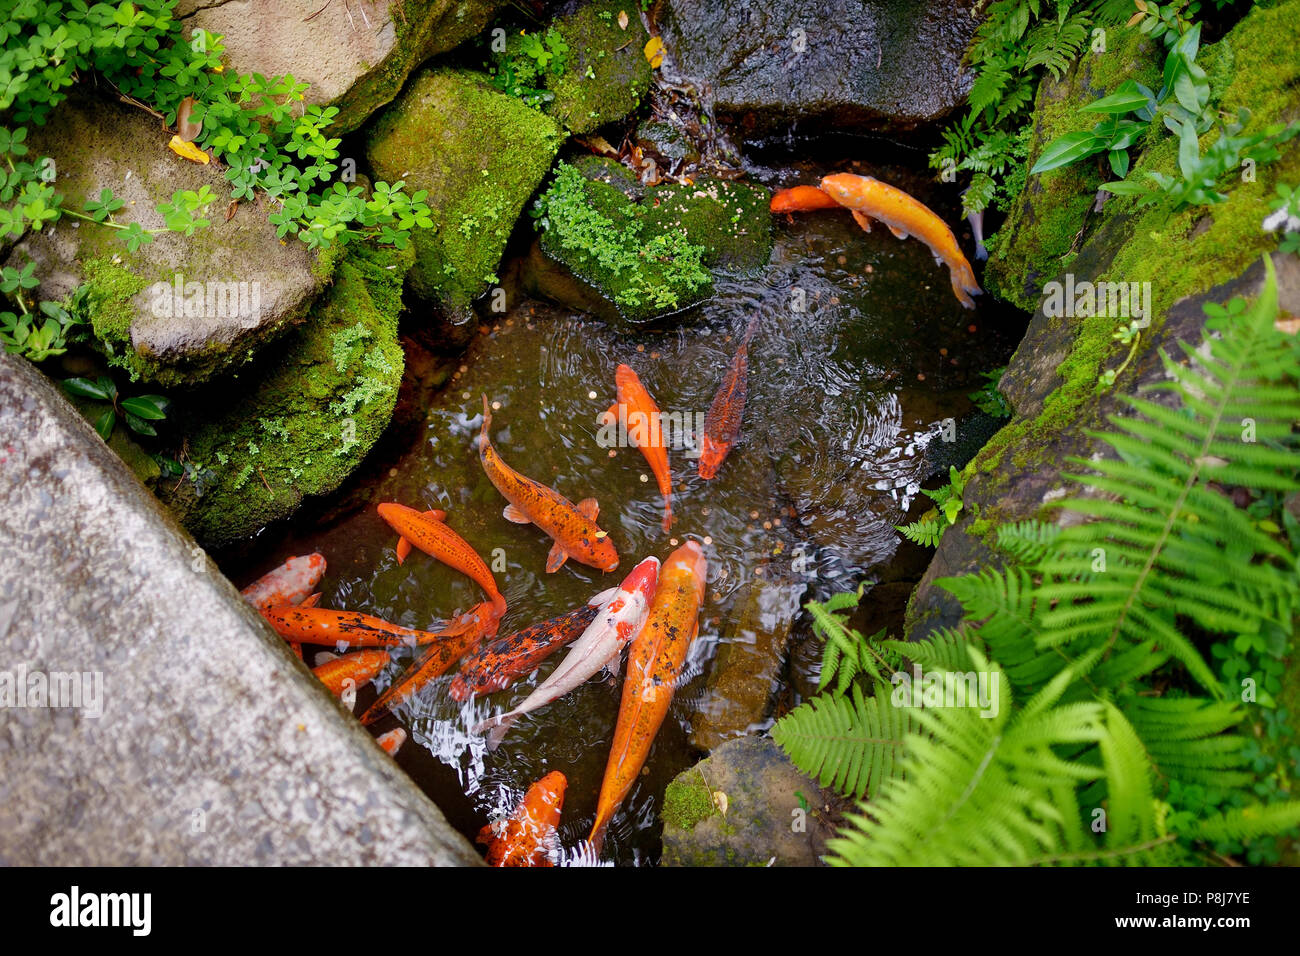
[177,0,503,134]
[659,0,977,137]
[689,568,805,752]
[366,68,565,328]
[7,91,326,387]
[523,157,772,324]
[0,351,480,865]
[156,243,411,547]
[660,736,842,866]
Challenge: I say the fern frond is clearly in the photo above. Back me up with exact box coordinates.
[995,519,1063,565]
[772,683,917,799]
[897,516,945,548]
[882,627,977,673]
[1122,695,1251,787]
[1182,803,1300,844]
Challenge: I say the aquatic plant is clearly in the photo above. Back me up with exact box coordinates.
[61,374,171,441]
[776,257,1300,864]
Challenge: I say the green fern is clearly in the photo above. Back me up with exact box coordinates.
[772,683,918,799]
[896,516,946,548]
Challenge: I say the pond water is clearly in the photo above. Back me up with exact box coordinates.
[220,152,1026,866]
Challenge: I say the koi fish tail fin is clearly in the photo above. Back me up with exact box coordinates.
[490,592,508,619]
[483,713,519,752]
[587,822,608,858]
[661,499,673,534]
[951,260,982,310]
[479,394,492,453]
[974,239,989,261]
[742,316,759,346]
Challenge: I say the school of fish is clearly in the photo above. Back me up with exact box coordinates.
[241,170,983,865]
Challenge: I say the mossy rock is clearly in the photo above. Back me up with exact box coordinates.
[524,157,772,325]
[983,28,1163,311]
[178,0,505,134]
[156,242,412,547]
[366,68,565,327]
[906,0,1300,639]
[6,90,327,387]
[542,0,653,134]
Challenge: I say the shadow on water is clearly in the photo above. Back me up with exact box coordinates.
[218,154,1027,866]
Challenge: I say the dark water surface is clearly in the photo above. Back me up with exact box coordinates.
[223,157,1025,865]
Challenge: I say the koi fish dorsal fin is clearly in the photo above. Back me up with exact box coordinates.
[395,537,411,564]
[577,498,600,521]
[851,210,872,233]
[889,224,909,241]
[503,504,531,524]
[588,586,618,607]
[546,541,569,573]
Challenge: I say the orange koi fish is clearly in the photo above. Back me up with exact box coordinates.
[698,318,757,480]
[602,364,673,532]
[449,596,606,702]
[312,649,390,698]
[819,172,982,309]
[241,553,326,610]
[378,502,507,617]
[261,605,448,649]
[589,541,707,853]
[357,600,501,725]
[479,395,619,573]
[478,771,567,867]
[376,728,407,756]
[769,184,841,213]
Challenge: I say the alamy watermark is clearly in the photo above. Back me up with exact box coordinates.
[0,665,103,718]
[596,403,706,460]
[149,272,261,324]
[1042,274,1151,324]
[891,665,1000,718]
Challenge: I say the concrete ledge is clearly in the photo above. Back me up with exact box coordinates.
[0,353,481,865]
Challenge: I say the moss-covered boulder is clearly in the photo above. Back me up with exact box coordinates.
[542,0,653,134]
[523,158,772,324]
[156,242,411,547]
[660,736,843,866]
[177,0,504,134]
[906,0,1300,639]
[6,91,327,387]
[366,68,565,327]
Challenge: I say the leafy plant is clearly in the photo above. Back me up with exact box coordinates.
[1263,182,1300,253]
[777,255,1300,865]
[0,274,87,361]
[62,375,171,440]
[970,366,1012,417]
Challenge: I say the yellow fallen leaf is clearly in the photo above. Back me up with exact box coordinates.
[712,791,729,816]
[618,9,629,29]
[167,135,210,165]
[644,36,664,68]
[1275,315,1300,334]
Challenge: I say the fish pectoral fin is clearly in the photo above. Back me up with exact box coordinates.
[889,225,909,240]
[588,586,619,607]
[851,210,873,233]
[300,592,322,608]
[502,504,532,524]
[395,536,412,565]
[577,497,600,521]
[423,509,447,522]
[545,541,569,573]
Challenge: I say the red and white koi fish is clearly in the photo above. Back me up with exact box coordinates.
[376,728,407,756]
[241,553,326,610]
[819,173,982,309]
[474,556,660,750]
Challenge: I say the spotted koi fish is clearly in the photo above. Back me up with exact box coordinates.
[474,556,660,750]
[449,596,608,702]
[480,395,620,573]
[378,502,507,617]
[240,553,326,610]
[357,600,501,725]
[698,318,757,480]
[478,771,567,867]
[603,364,673,532]
[819,172,982,309]
[261,605,450,649]
[589,540,707,853]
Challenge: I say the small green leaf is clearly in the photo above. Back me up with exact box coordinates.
[62,377,111,401]
[1030,131,1103,174]
[93,408,115,441]
[121,395,168,420]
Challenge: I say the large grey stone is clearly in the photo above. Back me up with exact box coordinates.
[0,353,481,865]
[660,0,977,137]
[177,0,503,134]
[9,91,325,386]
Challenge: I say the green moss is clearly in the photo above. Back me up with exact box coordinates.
[366,68,565,319]
[541,0,653,134]
[82,257,147,349]
[661,773,717,832]
[158,241,411,546]
[645,180,773,271]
